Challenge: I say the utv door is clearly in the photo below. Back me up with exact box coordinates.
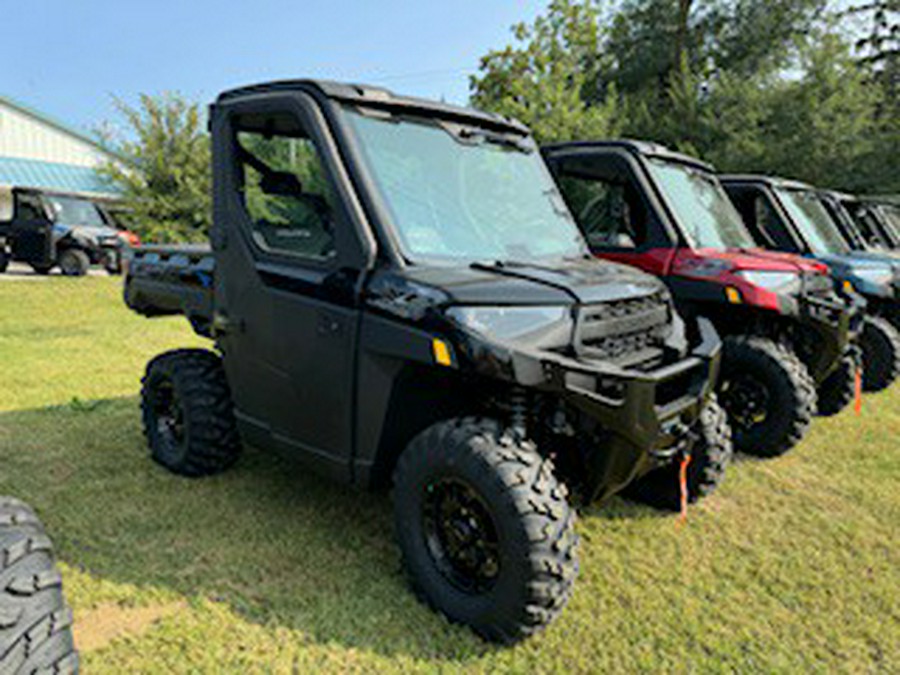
[10,192,53,266]
[210,92,374,480]
[545,148,675,275]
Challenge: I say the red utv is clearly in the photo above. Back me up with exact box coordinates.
[543,141,861,457]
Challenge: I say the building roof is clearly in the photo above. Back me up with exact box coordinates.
[0,94,117,159]
[0,156,119,197]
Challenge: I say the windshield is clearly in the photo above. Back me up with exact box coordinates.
[879,205,900,244]
[44,195,106,227]
[776,188,849,255]
[869,205,900,247]
[345,110,585,264]
[645,158,755,249]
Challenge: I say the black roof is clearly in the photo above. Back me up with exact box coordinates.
[542,139,716,173]
[217,79,529,136]
[818,188,857,202]
[719,174,815,191]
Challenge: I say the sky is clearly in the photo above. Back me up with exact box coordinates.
[1,0,546,137]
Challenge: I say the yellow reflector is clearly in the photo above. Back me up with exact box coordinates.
[725,287,742,304]
[432,339,452,367]
[843,280,855,293]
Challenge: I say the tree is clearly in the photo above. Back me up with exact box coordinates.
[470,0,621,143]
[98,94,211,243]
[754,34,885,191]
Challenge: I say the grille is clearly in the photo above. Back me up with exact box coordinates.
[576,292,671,364]
[803,272,841,303]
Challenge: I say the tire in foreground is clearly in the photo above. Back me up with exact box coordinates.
[0,498,78,674]
[392,418,578,644]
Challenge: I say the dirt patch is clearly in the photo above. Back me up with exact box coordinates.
[74,600,187,652]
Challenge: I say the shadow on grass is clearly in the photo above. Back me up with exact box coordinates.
[0,396,658,662]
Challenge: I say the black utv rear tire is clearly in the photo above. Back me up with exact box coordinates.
[718,336,816,457]
[141,349,241,477]
[0,250,8,273]
[57,249,89,277]
[623,396,733,511]
[0,498,78,674]
[392,418,578,644]
[859,316,900,393]
[817,349,860,416]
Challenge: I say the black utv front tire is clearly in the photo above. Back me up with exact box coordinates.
[141,349,242,477]
[0,249,8,273]
[859,316,900,392]
[718,336,816,457]
[623,396,733,511]
[57,249,90,277]
[0,498,78,674]
[392,418,578,644]
[817,348,860,416]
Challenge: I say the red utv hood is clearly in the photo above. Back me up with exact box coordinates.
[674,248,828,275]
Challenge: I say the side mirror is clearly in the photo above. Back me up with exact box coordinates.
[259,171,304,198]
[613,232,636,248]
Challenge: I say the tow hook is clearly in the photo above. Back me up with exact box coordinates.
[649,420,696,462]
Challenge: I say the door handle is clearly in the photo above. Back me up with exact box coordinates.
[317,311,345,337]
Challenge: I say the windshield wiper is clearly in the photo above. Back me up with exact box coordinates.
[450,125,533,153]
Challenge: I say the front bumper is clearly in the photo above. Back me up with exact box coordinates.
[796,291,858,382]
[509,318,721,501]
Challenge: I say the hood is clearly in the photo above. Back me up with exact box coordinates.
[816,253,898,298]
[367,257,666,318]
[54,223,121,240]
[674,247,827,275]
[845,249,900,266]
[816,252,896,273]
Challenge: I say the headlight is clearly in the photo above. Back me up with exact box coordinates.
[852,267,894,286]
[734,271,801,292]
[446,305,573,343]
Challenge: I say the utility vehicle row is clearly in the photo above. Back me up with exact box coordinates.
[0,187,139,276]
[120,79,897,644]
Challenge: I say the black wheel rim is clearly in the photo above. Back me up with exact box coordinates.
[720,374,771,431]
[422,478,501,594]
[151,379,185,457]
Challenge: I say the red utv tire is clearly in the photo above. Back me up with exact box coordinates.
[623,395,733,511]
[718,336,816,457]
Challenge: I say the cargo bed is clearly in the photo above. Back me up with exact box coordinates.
[124,244,215,336]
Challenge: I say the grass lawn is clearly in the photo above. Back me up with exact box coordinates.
[1,276,898,673]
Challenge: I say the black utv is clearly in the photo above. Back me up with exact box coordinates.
[0,498,78,673]
[124,80,731,643]
[0,186,126,276]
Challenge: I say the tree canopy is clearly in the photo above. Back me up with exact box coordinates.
[98,94,212,243]
[471,0,900,193]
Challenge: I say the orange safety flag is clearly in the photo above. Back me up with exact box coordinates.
[678,454,692,526]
